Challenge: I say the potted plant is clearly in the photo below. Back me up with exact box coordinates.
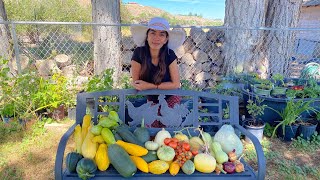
[253,79,273,96]
[271,73,287,97]
[243,94,267,142]
[270,99,316,141]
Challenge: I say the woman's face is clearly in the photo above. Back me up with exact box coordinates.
[147,29,168,50]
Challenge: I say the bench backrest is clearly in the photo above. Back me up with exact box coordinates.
[75,89,239,129]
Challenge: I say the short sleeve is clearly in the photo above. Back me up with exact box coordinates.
[131,47,142,64]
[167,49,177,65]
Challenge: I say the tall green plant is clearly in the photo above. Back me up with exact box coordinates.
[269,100,317,137]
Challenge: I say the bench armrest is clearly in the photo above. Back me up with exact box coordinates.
[55,123,77,180]
[234,124,266,180]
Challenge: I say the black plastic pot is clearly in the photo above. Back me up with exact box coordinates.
[277,124,299,141]
[297,120,318,140]
[242,85,320,125]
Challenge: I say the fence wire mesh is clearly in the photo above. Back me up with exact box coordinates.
[1,22,320,91]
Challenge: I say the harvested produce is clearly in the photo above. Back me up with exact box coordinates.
[108,144,137,177]
[133,119,150,143]
[76,158,97,180]
[95,144,110,171]
[66,152,83,173]
[116,140,148,156]
[223,161,236,174]
[194,153,216,173]
[157,145,175,161]
[145,141,159,151]
[148,160,169,174]
[130,156,149,173]
[154,128,171,146]
[181,160,195,175]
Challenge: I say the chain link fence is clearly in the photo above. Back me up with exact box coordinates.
[1,21,320,91]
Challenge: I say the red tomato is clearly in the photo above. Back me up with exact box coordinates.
[171,138,179,143]
[191,149,198,156]
[164,138,172,145]
[168,141,178,149]
[182,142,190,151]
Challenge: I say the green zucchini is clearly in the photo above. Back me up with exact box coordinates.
[115,124,143,146]
[108,144,137,177]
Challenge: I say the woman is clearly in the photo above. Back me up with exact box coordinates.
[130,17,186,127]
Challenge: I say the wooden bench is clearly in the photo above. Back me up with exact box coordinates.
[55,89,266,180]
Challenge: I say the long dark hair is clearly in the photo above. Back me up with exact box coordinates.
[139,29,169,85]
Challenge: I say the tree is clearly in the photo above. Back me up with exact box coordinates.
[92,0,121,85]
[223,0,266,74]
[0,0,11,59]
[223,0,303,76]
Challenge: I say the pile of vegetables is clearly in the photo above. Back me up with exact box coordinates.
[67,113,246,179]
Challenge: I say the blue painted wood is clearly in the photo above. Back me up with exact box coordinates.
[55,89,266,180]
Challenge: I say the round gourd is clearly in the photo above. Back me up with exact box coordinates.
[181,160,195,175]
[133,119,150,143]
[76,158,97,180]
[194,153,216,173]
[145,141,159,151]
[157,146,175,161]
[65,152,83,173]
[154,128,171,146]
[148,160,169,174]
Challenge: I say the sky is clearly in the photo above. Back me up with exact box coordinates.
[122,0,225,20]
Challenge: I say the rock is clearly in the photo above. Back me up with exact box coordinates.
[181,53,195,65]
[179,63,193,80]
[183,38,197,53]
[35,59,61,76]
[122,36,136,50]
[54,54,71,68]
[208,48,221,60]
[62,65,76,78]
[121,50,133,65]
[192,49,208,63]
[207,28,225,42]
[174,46,185,59]
[198,39,214,54]
[11,55,29,71]
[190,27,207,44]
[195,72,211,83]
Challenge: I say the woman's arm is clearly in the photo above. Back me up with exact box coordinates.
[131,59,180,90]
[131,60,157,90]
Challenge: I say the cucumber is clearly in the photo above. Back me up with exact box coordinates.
[108,144,137,177]
[115,124,144,146]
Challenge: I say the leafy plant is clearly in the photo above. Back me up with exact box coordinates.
[86,69,114,92]
[292,132,320,152]
[263,123,275,137]
[271,73,285,87]
[246,94,267,125]
[269,99,317,137]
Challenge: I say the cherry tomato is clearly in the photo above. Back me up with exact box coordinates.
[171,138,179,143]
[168,141,178,149]
[164,138,172,145]
[191,149,198,156]
[182,142,190,151]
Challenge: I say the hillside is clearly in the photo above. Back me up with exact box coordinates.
[123,3,223,26]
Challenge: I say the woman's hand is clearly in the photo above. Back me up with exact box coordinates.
[132,80,155,91]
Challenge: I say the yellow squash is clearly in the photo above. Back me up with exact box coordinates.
[130,156,149,173]
[116,140,148,156]
[81,114,91,141]
[81,130,97,159]
[95,143,110,171]
[148,160,169,174]
[169,161,180,176]
[92,135,105,144]
[74,124,82,154]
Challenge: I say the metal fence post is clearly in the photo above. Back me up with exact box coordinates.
[11,23,21,74]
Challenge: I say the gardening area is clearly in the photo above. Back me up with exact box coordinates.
[1,0,320,180]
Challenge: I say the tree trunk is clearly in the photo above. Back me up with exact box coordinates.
[92,0,121,85]
[223,0,267,74]
[0,0,10,59]
[264,0,302,76]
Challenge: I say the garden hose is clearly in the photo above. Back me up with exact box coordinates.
[300,62,320,80]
